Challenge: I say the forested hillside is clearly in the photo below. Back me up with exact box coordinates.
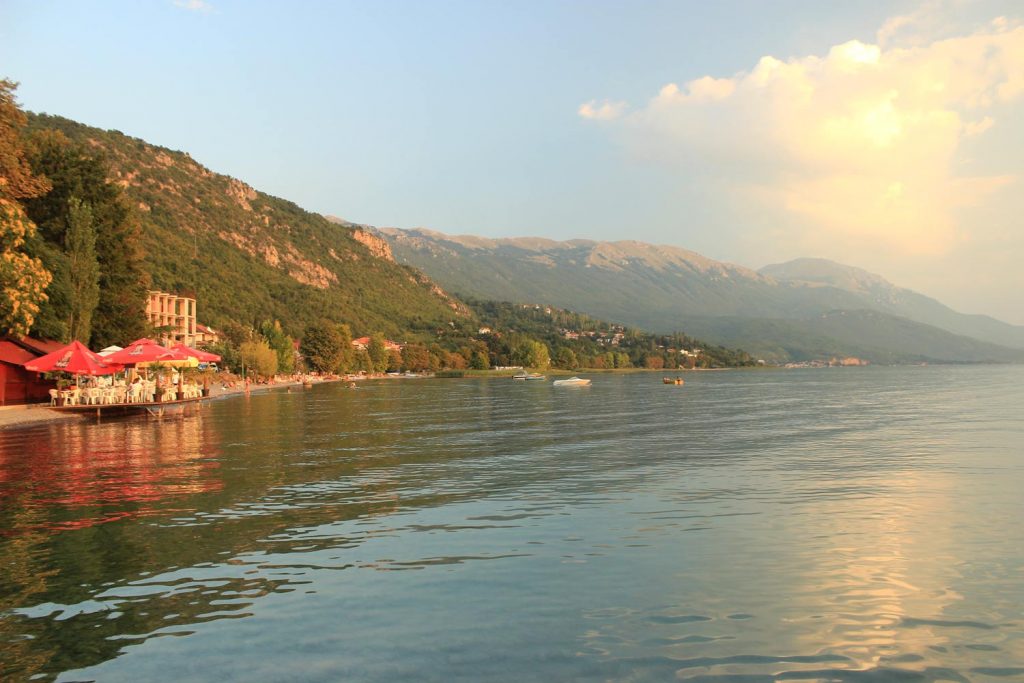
[25,113,467,341]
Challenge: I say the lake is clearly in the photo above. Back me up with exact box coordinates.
[1,367,1022,681]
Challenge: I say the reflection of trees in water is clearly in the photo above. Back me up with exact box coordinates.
[1,380,679,680]
[0,410,223,680]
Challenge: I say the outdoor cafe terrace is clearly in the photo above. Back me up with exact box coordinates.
[23,338,221,409]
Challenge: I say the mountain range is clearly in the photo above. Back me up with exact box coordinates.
[28,112,1021,365]
[374,228,1024,363]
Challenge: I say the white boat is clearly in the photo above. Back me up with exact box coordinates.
[552,376,591,387]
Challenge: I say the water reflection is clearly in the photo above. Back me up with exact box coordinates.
[0,369,1021,681]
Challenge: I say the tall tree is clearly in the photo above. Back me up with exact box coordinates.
[367,334,389,373]
[335,323,355,373]
[240,339,278,379]
[64,197,99,342]
[0,80,52,336]
[23,129,148,347]
[302,320,343,373]
[259,319,295,374]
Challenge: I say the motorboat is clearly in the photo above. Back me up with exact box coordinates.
[514,371,547,381]
[552,376,591,387]
[663,377,684,385]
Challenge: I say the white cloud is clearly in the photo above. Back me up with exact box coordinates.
[173,0,214,13]
[590,10,1024,259]
[578,99,626,121]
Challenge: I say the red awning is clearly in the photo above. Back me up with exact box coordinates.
[22,340,123,376]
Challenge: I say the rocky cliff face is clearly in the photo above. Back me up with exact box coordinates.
[29,114,467,338]
[350,227,394,262]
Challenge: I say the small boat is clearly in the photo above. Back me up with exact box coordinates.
[663,377,685,385]
[513,371,546,381]
[553,376,591,387]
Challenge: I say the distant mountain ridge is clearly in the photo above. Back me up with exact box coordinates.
[759,258,1024,350]
[378,228,1024,363]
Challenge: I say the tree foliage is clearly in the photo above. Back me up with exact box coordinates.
[259,319,295,374]
[0,199,52,335]
[0,80,52,336]
[64,197,99,342]
[302,320,343,373]
[22,125,149,346]
[240,339,277,379]
[367,335,389,373]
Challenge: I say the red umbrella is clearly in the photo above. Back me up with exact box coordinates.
[169,343,221,363]
[106,338,176,366]
[22,340,123,376]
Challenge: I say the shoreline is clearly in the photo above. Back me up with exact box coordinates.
[0,368,743,431]
[0,376,346,432]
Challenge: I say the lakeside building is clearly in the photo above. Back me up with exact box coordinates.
[0,337,63,405]
[146,291,219,347]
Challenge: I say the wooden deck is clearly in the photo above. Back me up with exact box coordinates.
[50,395,208,417]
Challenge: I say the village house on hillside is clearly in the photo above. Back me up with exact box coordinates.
[351,336,403,352]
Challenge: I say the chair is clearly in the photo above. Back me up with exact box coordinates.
[49,389,59,406]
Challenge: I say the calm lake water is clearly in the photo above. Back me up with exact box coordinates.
[1,367,1022,682]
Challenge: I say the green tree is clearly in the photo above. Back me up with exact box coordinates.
[553,346,577,369]
[259,319,295,374]
[470,349,489,370]
[64,197,99,342]
[240,339,278,379]
[367,335,389,373]
[23,128,148,347]
[513,338,550,369]
[302,320,343,373]
[335,323,355,373]
[0,81,52,336]
[353,348,372,373]
[401,343,430,372]
[528,340,550,369]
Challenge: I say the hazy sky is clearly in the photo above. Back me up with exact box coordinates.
[2,1,1022,323]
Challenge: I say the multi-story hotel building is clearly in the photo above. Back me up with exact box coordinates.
[146,291,197,346]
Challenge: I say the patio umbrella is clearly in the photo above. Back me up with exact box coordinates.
[22,340,123,376]
[169,343,221,363]
[97,345,123,357]
[135,349,199,369]
[105,338,176,366]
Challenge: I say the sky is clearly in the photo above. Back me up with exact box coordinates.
[2,0,1022,324]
